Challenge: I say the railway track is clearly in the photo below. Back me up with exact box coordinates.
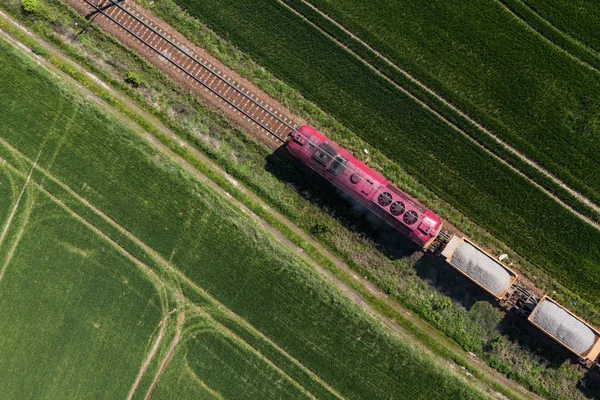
[80,0,296,145]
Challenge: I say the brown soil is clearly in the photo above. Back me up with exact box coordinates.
[68,0,302,150]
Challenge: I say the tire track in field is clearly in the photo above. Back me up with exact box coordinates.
[0,94,74,283]
[0,150,41,282]
[496,0,600,74]
[0,193,35,284]
[0,140,345,400]
[184,360,225,399]
[0,153,171,303]
[127,312,171,400]
[144,308,185,400]
[279,0,600,231]
[185,303,320,400]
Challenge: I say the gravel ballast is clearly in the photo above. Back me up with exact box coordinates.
[450,241,512,296]
[532,299,597,355]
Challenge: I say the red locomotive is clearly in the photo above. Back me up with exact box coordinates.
[287,125,600,370]
[286,125,442,248]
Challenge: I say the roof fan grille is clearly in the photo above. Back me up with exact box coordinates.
[378,192,393,207]
[403,210,419,225]
[390,201,405,216]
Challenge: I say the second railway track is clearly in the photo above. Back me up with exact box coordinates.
[79,0,297,145]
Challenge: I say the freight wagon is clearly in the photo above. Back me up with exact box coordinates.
[440,236,518,299]
[286,125,600,369]
[529,296,600,367]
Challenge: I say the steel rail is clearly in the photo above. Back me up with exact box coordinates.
[83,0,289,142]
[103,0,297,134]
[84,1,426,215]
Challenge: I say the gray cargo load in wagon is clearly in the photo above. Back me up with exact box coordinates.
[528,296,600,365]
[441,237,517,299]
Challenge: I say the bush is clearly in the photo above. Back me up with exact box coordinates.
[31,44,48,57]
[21,0,41,14]
[124,71,146,88]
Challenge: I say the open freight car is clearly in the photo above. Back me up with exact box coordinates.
[440,236,518,299]
[286,125,600,369]
[528,296,600,367]
[286,125,442,248]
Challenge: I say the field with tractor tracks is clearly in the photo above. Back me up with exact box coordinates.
[166,0,600,309]
[0,35,492,399]
[517,0,600,54]
[4,0,600,397]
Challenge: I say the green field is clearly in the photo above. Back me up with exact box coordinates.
[519,0,600,53]
[167,0,600,308]
[288,0,600,204]
[2,0,595,395]
[0,191,165,398]
[0,35,490,399]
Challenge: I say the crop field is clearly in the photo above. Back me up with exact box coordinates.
[166,0,600,307]
[0,36,489,398]
[518,0,600,53]
[0,191,165,398]
[284,0,600,206]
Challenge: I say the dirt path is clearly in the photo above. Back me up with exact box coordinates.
[281,0,600,224]
[127,313,171,400]
[0,19,541,399]
[144,309,185,400]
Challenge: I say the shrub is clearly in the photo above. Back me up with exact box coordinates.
[21,0,41,14]
[31,44,48,57]
[124,71,146,88]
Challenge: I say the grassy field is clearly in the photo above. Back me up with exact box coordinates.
[0,35,490,399]
[0,178,165,398]
[277,0,600,226]
[166,0,600,309]
[519,0,600,53]
[3,1,598,397]
[287,0,600,206]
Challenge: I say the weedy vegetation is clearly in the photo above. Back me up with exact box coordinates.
[0,37,488,399]
[3,0,600,397]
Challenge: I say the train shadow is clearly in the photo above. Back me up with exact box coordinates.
[414,253,498,311]
[580,368,600,399]
[266,148,600,396]
[265,146,418,260]
[497,311,576,368]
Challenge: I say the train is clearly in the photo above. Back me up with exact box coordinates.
[286,125,600,369]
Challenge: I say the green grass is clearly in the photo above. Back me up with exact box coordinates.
[287,0,600,206]
[520,0,600,53]
[0,35,489,399]
[278,0,600,225]
[0,164,20,224]
[1,2,596,397]
[0,192,164,398]
[498,0,600,73]
[166,0,600,310]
